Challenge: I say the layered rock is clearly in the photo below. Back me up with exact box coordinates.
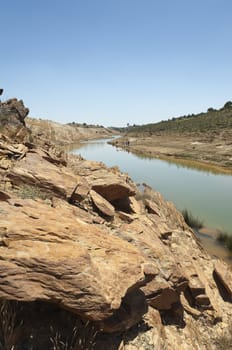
[0,112,232,349]
[0,194,153,325]
[0,98,30,142]
[26,117,115,146]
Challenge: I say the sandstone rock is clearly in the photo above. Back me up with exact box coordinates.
[0,98,30,142]
[195,294,211,307]
[69,178,90,206]
[128,196,142,214]
[0,137,28,160]
[117,211,135,223]
[7,149,78,199]
[0,195,151,328]
[143,279,179,310]
[214,260,232,301]
[144,198,161,216]
[90,189,115,218]
[92,177,136,202]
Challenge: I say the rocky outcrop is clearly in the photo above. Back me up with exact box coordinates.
[0,194,152,326]
[0,98,30,142]
[27,117,115,146]
[0,114,232,349]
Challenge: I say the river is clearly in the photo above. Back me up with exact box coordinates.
[70,137,232,235]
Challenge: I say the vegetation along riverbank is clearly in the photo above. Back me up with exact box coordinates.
[110,101,232,175]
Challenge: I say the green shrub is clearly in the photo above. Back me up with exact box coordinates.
[217,231,232,252]
[182,209,203,229]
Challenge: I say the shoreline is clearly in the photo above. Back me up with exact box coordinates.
[108,137,232,264]
[109,135,232,175]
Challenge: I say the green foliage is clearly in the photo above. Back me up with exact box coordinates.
[182,209,203,229]
[217,231,232,251]
[223,101,232,109]
[127,102,232,135]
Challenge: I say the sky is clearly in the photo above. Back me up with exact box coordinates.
[1,0,232,127]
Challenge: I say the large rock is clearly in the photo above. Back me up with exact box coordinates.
[69,158,136,202]
[7,149,78,199]
[0,98,29,142]
[90,189,115,218]
[0,194,152,327]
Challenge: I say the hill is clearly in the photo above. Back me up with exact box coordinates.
[128,101,232,136]
[110,102,232,173]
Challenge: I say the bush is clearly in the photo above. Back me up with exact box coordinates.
[182,209,203,229]
[217,231,232,252]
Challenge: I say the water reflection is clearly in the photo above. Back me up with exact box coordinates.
[70,138,232,236]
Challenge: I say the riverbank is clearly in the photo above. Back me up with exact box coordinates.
[109,133,232,175]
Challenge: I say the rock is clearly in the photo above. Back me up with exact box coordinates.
[0,98,30,142]
[0,195,151,328]
[0,89,3,96]
[144,199,161,216]
[214,261,232,301]
[7,149,78,199]
[195,294,211,307]
[90,189,115,218]
[129,196,142,214]
[117,211,135,223]
[69,178,90,204]
[143,279,179,310]
[92,177,136,202]
[0,136,28,160]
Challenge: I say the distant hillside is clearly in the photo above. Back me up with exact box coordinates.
[27,118,115,146]
[128,101,232,135]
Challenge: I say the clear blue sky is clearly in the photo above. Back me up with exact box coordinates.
[1,0,232,126]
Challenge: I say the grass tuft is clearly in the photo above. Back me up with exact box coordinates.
[182,209,203,229]
[217,231,232,252]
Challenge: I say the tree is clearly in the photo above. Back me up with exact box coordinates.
[223,101,232,109]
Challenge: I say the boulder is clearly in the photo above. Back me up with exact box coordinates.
[92,178,136,202]
[90,189,115,218]
[0,194,152,328]
[0,98,30,142]
[69,159,136,202]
